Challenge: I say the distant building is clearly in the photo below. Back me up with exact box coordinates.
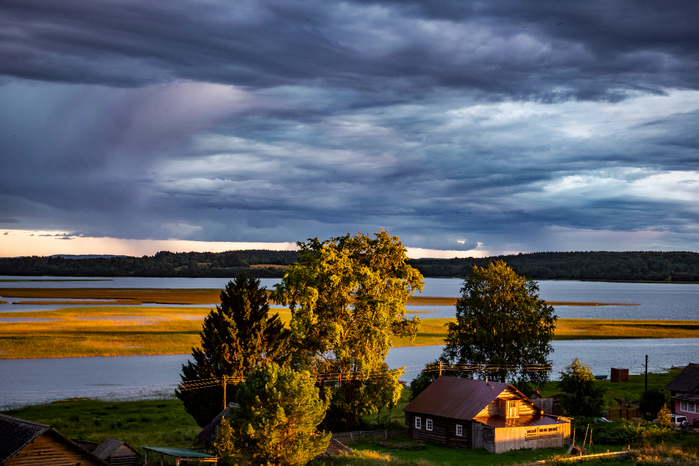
[0,413,108,466]
[403,376,571,453]
[664,362,699,425]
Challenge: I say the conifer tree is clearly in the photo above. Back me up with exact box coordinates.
[226,364,331,466]
[176,273,289,427]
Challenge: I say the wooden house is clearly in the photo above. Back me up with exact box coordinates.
[403,376,571,453]
[0,413,108,466]
[93,438,139,466]
[664,362,699,425]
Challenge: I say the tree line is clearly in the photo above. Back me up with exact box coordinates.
[3,250,699,282]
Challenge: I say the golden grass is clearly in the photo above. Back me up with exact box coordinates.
[0,306,291,359]
[0,288,222,304]
[0,286,690,359]
[12,300,137,305]
[0,287,640,307]
[1,312,698,359]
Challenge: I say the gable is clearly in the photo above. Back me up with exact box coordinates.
[0,414,49,463]
[474,387,542,418]
[5,430,106,466]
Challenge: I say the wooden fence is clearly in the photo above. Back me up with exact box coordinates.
[331,429,397,442]
[606,408,640,420]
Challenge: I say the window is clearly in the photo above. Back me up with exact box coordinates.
[426,419,433,431]
[415,416,421,429]
[681,401,697,414]
[456,424,463,437]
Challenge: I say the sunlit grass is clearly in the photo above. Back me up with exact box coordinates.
[2,308,698,358]
[0,306,291,359]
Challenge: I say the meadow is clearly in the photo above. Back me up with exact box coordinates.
[2,304,699,358]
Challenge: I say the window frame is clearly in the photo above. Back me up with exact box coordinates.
[456,424,463,437]
[415,416,422,429]
[426,418,433,431]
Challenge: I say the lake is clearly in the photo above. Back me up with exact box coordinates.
[1,276,698,409]
[1,338,696,410]
[2,277,698,320]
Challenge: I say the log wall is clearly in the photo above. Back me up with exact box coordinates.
[5,432,104,466]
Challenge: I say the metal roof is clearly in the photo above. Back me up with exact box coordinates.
[403,376,512,421]
[664,363,699,394]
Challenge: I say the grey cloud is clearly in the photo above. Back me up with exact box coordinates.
[2,0,699,253]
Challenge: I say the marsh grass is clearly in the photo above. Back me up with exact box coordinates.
[0,305,290,358]
[2,310,698,358]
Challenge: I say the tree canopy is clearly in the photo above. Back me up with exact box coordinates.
[212,364,331,466]
[441,260,557,386]
[271,230,423,429]
[558,357,606,417]
[176,273,289,427]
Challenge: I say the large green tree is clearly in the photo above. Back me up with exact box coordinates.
[271,230,423,429]
[441,260,556,386]
[558,358,606,417]
[176,273,289,427]
[212,364,331,466]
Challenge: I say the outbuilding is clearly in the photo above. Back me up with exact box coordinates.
[0,413,108,466]
[403,376,571,453]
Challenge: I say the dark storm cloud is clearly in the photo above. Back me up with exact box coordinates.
[2,0,699,98]
[1,0,699,254]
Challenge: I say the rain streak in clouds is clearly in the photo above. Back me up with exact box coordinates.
[1,0,699,255]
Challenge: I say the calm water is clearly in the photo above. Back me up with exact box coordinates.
[1,276,699,320]
[1,338,697,409]
[1,276,698,408]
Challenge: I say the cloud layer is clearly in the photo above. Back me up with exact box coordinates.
[1,0,699,254]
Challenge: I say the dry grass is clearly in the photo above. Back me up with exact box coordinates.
[0,287,695,359]
[0,288,222,304]
[0,306,291,359]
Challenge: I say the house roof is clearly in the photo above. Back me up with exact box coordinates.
[403,376,515,421]
[93,437,135,460]
[664,363,699,394]
[0,413,50,463]
[0,414,109,465]
[197,402,240,443]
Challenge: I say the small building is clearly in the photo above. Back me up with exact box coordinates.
[664,362,699,425]
[403,376,571,454]
[611,368,629,383]
[0,413,108,466]
[93,438,139,466]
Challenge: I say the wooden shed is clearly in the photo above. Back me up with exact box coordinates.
[403,377,571,454]
[93,438,139,466]
[0,413,108,466]
[611,368,629,383]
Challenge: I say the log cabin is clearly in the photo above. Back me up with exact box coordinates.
[403,376,571,453]
[0,413,108,466]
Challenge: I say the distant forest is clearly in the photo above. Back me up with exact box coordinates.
[2,250,699,282]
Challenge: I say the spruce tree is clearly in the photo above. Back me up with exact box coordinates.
[176,273,289,427]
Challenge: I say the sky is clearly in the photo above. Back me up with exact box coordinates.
[1,0,699,258]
